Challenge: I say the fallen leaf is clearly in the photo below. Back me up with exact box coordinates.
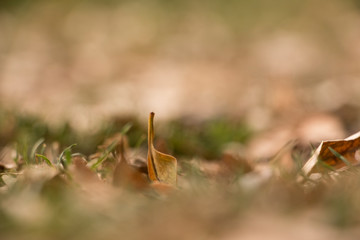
[147,112,177,185]
[70,155,99,183]
[113,159,148,189]
[221,142,253,174]
[0,146,18,169]
[112,134,148,189]
[246,113,345,163]
[301,131,360,177]
[150,181,176,195]
[68,155,115,205]
[22,164,58,184]
[130,157,148,174]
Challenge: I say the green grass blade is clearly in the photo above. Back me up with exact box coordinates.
[35,154,54,168]
[30,138,45,163]
[39,143,46,155]
[328,147,352,167]
[90,140,119,170]
[120,122,133,135]
[58,144,77,169]
[317,159,336,171]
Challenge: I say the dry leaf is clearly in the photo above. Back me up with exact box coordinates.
[130,157,148,174]
[0,146,18,169]
[150,181,176,195]
[112,134,148,189]
[22,164,58,184]
[68,155,115,205]
[69,155,100,184]
[222,142,253,174]
[113,160,148,189]
[301,131,360,176]
[147,112,177,185]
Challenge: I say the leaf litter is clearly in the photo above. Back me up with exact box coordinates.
[0,112,360,239]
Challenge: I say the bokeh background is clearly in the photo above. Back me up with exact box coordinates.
[2,2,360,240]
[1,0,360,133]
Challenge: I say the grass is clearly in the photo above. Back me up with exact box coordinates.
[1,0,360,238]
[1,110,360,239]
[163,118,252,159]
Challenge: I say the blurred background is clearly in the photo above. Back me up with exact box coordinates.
[2,2,360,239]
[1,0,360,132]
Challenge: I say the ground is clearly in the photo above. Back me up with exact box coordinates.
[1,0,360,239]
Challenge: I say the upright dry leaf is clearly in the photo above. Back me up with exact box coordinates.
[301,131,360,176]
[147,112,177,185]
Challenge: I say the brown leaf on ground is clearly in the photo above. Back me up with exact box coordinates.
[69,155,115,205]
[0,146,18,169]
[150,181,176,195]
[70,155,100,184]
[147,112,177,186]
[247,113,345,163]
[22,164,58,184]
[113,159,149,189]
[130,157,148,174]
[301,131,360,176]
[112,134,148,189]
[221,143,253,174]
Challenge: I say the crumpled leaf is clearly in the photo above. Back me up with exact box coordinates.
[147,112,177,185]
[301,131,360,176]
